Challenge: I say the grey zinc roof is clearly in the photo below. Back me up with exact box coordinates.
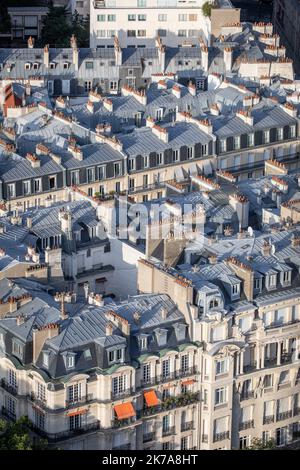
[0,151,64,182]
[120,120,211,156]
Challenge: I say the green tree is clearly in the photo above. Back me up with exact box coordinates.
[202,1,217,17]
[0,4,11,34]
[72,11,90,47]
[0,417,49,450]
[244,437,276,450]
[41,6,72,47]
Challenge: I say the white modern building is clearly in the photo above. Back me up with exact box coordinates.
[90,0,211,48]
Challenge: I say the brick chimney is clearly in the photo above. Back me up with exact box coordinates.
[226,257,254,301]
[32,324,59,364]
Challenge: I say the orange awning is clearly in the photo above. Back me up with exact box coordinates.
[114,402,135,420]
[181,379,196,386]
[144,390,159,407]
[67,408,88,417]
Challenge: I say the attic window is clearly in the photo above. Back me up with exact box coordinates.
[42,352,49,368]
[33,62,39,70]
[66,355,75,369]
[25,63,31,70]
[50,62,56,69]
[12,339,24,360]
[63,62,69,69]
[83,349,92,360]
[209,299,219,308]
[35,54,41,59]
[138,336,148,351]
[63,54,68,59]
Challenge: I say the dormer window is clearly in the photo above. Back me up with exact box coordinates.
[220,138,227,152]
[277,127,283,141]
[83,348,92,360]
[138,336,148,351]
[107,347,124,365]
[234,136,240,150]
[263,130,270,144]
[12,339,24,360]
[129,158,135,171]
[232,284,239,296]
[50,62,56,69]
[209,299,219,309]
[254,278,261,291]
[173,323,187,342]
[154,328,168,346]
[25,63,31,70]
[62,352,76,370]
[63,62,69,69]
[33,62,39,70]
[67,355,75,369]
[281,270,291,286]
[267,274,277,290]
[42,351,50,368]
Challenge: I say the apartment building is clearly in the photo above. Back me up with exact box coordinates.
[273,0,300,75]
[0,292,200,450]
[90,0,211,48]
[137,228,300,449]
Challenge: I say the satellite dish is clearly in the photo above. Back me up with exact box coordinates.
[247,226,253,237]
[271,244,276,255]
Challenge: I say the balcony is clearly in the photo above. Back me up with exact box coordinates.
[1,406,16,421]
[240,390,254,401]
[264,358,277,367]
[243,363,257,374]
[1,378,18,396]
[181,421,194,432]
[277,410,293,422]
[31,420,101,442]
[29,393,48,410]
[294,407,300,416]
[139,392,200,417]
[263,415,274,425]
[111,417,136,429]
[143,432,156,443]
[239,420,254,431]
[140,367,197,389]
[162,426,175,437]
[112,444,131,450]
[176,366,198,379]
[65,394,93,408]
[111,388,133,401]
[213,431,230,442]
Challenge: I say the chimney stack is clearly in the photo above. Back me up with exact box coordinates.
[224,47,233,73]
[156,35,166,72]
[106,322,113,336]
[32,324,59,364]
[44,45,49,68]
[60,295,68,320]
[70,35,79,71]
[28,36,34,49]
[114,36,122,66]
[201,45,209,72]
